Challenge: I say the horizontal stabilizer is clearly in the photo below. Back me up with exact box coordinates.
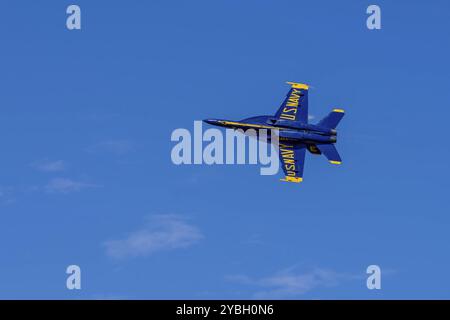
[316,144,342,165]
[318,109,345,129]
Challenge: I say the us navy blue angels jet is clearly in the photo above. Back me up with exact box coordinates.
[204,82,345,183]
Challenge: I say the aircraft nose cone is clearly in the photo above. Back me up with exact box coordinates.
[203,119,218,125]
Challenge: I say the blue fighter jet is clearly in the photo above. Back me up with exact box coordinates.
[203,82,345,183]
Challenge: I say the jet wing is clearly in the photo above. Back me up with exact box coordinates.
[274,82,309,124]
[278,142,306,183]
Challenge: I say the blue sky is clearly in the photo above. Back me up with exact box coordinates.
[1,0,450,299]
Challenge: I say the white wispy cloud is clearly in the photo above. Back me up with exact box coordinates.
[103,215,203,259]
[31,159,66,172]
[87,139,136,155]
[227,266,359,298]
[45,178,99,194]
[0,186,15,205]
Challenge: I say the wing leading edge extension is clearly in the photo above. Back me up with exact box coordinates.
[279,142,306,183]
[274,82,309,124]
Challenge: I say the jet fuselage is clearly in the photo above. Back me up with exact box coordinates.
[204,115,337,145]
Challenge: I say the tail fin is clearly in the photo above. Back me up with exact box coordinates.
[316,144,342,165]
[318,109,345,129]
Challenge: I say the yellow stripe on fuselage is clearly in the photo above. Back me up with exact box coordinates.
[220,121,276,130]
